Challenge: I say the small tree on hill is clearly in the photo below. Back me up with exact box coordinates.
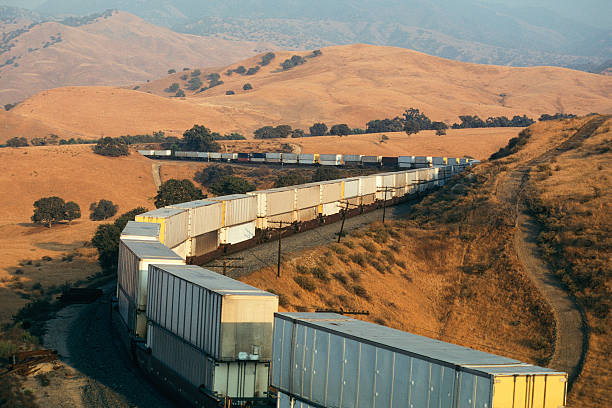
[155,179,203,208]
[194,165,234,186]
[243,83,253,90]
[6,137,28,147]
[31,197,67,228]
[404,120,421,135]
[210,176,255,195]
[436,128,447,136]
[165,82,179,93]
[89,199,118,221]
[64,201,81,223]
[167,69,176,74]
[330,124,351,136]
[93,137,129,157]
[182,125,221,152]
[175,89,186,97]
[309,123,328,136]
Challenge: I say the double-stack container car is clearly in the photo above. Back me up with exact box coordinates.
[272,313,567,408]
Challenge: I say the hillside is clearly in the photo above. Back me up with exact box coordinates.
[239,115,612,407]
[8,44,612,140]
[0,9,273,105]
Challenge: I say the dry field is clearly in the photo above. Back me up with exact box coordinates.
[7,44,612,141]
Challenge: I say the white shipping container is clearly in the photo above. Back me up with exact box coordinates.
[248,188,296,217]
[295,184,321,209]
[135,208,189,248]
[320,180,342,203]
[266,152,282,162]
[398,155,415,164]
[171,239,189,259]
[362,155,381,164]
[296,206,318,222]
[208,152,222,160]
[189,230,220,257]
[148,324,270,398]
[169,200,223,237]
[321,202,340,216]
[210,194,257,226]
[432,156,445,166]
[153,150,172,156]
[282,153,297,164]
[221,153,237,161]
[147,264,278,361]
[120,221,160,241]
[220,221,256,245]
[376,172,397,199]
[137,150,155,156]
[341,154,362,163]
[398,162,412,169]
[319,154,341,165]
[298,154,316,164]
[342,178,360,199]
[358,175,377,196]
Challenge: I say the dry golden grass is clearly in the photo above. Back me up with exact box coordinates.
[525,118,612,407]
[9,44,612,141]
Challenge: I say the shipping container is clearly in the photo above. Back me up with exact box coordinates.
[117,239,184,336]
[221,153,237,161]
[237,152,250,162]
[358,175,378,196]
[220,221,256,245]
[169,200,223,237]
[381,156,399,166]
[277,391,318,408]
[209,152,222,160]
[266,152,282,163]
[251,152,266,163]
[319,154,342,166]
[282,153,298,164]
[170,239,189,259]
[320,180,342,203]
[432,156,445,166]
[298,154,317,165]
[196,152,209,160]
[137,150,155,156]
[272,313,567,408]
[248,187,296,229]
[446,157,458,165]
[362,155,381,165]
[460,157,468,164]
[190,230,220,257]
[147,324,270,399]
[175,151,198,158]
[153,150,172,156]
[398,162,412,169]
[210,194,257,226]
[398,155,415,164]
[135,208,189,248]
[295,184,321,210]
[120,221,160,241]
[296,206,319,222]
[147,264,278,361]
[342,178,360,199]
[376,172,397,199]
[341,154,362,164]
[321,202,340,216]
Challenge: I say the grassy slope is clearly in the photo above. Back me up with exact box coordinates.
[9,44,612,140]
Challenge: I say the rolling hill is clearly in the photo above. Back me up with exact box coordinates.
[8,44,612,140]
[0,9,274,105]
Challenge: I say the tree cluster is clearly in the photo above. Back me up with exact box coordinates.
[254,125,293,139]
[260,52,276,66]
[329,124,351,136]
[31,197,80,228]
[89,199,118,221]
[154,179,203,208]
[309,123,328,136]
[194,165,234,186]
[30,134,59,146]
[181,125,221,151]
[6,137,28,147]
[311,167,343,182]
[243,83,253,91]
[452,115,534,128]
[538,113,576,121]
[365,117,404,133]
[281,55,306,71]
[209,176,255,195]
[273,171,309,188]
[93,137,129,157]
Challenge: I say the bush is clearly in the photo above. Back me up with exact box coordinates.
[194,165,234,186]
[294,275,316,292]
[167,69,176,74]
[175,89,185,97]
[243,83,253,90]
[332,272,348,284]
[187,77,203,91]
[349,253,366,266]
[310,266,330,282]
[226,90,235,95]
[155,179,203,208]
[165,82,179,93]
[254,125,292,139]
[6,137,28,147]
[291,129,305,138]
[330,124,351,136]
[274,171,308,188]
[281,55,306,70]
[191,69,201,77]
[260,52,275,66]
[93,137,129,157]
[89,199,118,221]
[352,285,370,300]
[209,176,255,195]
[246,66,260,75]
[309,122,327,136]
[360,241,377,253]
[311,167,342,182]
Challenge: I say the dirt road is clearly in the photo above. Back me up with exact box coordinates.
[495,116,608,387]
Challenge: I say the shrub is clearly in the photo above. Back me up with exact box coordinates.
[243,83,253,90]
[329,124,351,136]
[330,244,347,255]
[352,285,370,300]
[187,77,203,91]
[254,125,292,139]
[349,253,366,266]
[267,288,289,307]
[226,90,235,95]
[309,122,327,136]
[348,270,360,281]
[6,137,28,147]
[274,171,308,187]
[167,69,176,74]
[93,137,129,157]
[154,179,203,208]
[294,275,316,292]
[191,69,201,77]
[260,52,275,66]
[175,89,185,97]
[209,176,255,195]
[89,199,118,221]
[360,241,377,253]
[165,82,179,93]
[194,165,234,186]
[246,66,260,75]
[296,265,309,275]
[332,272,348,284]
[371,260,386,274]
[343,240,355,249]
[310,266,330,282]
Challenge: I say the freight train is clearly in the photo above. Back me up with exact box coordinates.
[113,163,567,408]
[137,150,477,168]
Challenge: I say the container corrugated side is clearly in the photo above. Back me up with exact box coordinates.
[138,150,154,155]
[298,154,316,164]
[321,202,340,216]
[277,392,318,408]
[295,184,321,209]
[432,156,445,166]
[209,152,222,159]
[135,208,189,248]
[342,154,362,163]
[169,200,223,237]
[320,181,342,203]
[148,324,270,398]
[153,150,172,156]
[190,230,219,257]
[398,155,415,163]
[282,153,297,163]
[376,173,397,199]
[362,155,381,163]
[272,313,567,408]
[358,175,377,195]
[147,264,278,361]
[249,188,295,217]
[211,194,257,226]
[296,206,318,222]
[342,178,360,198]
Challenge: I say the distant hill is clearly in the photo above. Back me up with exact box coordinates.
[0,9,274,105]
[22,0,612,69]
[8,44,612,140]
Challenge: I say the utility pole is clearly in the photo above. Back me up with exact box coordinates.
[378,187,395,224]
[206,257,244,276]
[337,200,358,243]
[267,220,285,278]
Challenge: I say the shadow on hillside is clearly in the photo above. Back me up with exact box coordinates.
[35,241,86,252]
